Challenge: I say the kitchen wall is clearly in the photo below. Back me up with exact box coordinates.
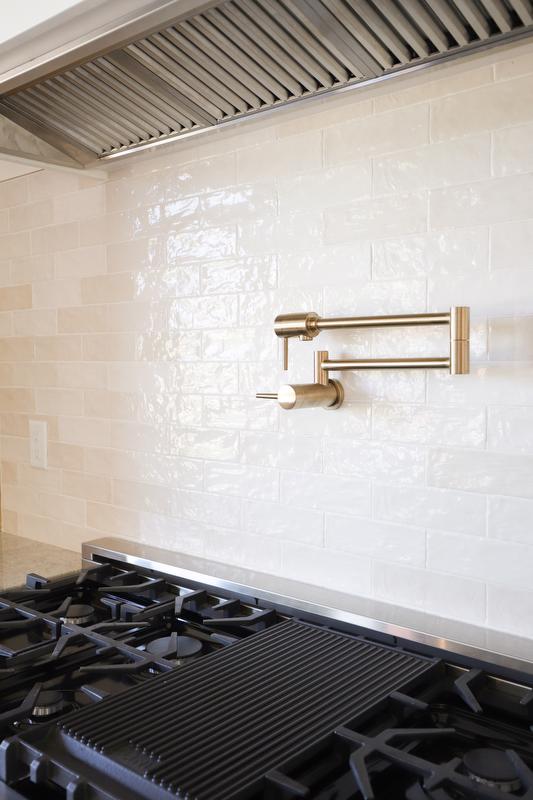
[0,39,532,636]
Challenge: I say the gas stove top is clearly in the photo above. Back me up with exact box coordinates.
[0,539,532,800]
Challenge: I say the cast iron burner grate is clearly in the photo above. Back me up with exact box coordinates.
[2,619,438,799]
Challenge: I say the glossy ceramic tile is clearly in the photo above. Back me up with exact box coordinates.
[0,40,532,640]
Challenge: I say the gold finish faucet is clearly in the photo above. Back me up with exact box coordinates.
[257,307,470,411]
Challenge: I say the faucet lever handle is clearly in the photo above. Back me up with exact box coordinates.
[256,392,278,400]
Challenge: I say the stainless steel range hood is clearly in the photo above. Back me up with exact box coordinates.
[1,0,532,166]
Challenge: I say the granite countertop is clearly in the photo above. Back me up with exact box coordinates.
[0,532,80,590]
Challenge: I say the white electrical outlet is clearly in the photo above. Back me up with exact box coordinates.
[29,420,47,469]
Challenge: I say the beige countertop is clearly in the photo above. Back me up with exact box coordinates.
[0,532,80,590]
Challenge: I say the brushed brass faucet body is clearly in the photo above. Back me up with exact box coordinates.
[257,307,470,411]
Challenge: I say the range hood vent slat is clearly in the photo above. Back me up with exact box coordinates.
[1,0,532,161]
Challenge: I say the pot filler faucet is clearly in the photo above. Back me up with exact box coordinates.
[256,307,470,410]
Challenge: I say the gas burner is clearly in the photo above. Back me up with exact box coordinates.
[146,634,202,660]
[463,748,521,792]
[61,604,95,625]
[32,690,67,718]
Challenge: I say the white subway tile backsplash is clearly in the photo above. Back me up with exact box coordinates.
[372,403,485,447]
[492,121,533,176]
[488,406,533,454]
[238,212,323,256]
[488,495,533,546]
[243,499,324,545]
[342,370,427,404]
[10,200,53,232]
[280,541,372,595]
[373,135,490,195]
[241,431,322,472]
[279,403,371,439]
[430,76,533,140]
[278,244,370,288]
[55,245,106,278]
[373,64,493,113]
[491,220,533,271]
[2,41,532,640]
[206,528,282,573]
[325,514,426,566]
[487,585,533,639]
[325,278,426,317]
[205,395,278,431]
[278,162,371,213]
[178,362,238,395]
[169,428,239,461]
[201,257,277,295]
[237,130,322,182]
[428,364,533,406]
[166,224,237,262]
[203,327,276,361]
[0,231,30,259]
[489,316,533,361]
[325,104,429,164]
[495,48,533,79]
[373,484,486,537]
[325,191,427,243]
[324,439,426,484]
[430,174,533,229]
[373,561,486,624]
[428,448,533,498]
[280,471,371,516]
[205,462,279,501]
[427,530,533,589]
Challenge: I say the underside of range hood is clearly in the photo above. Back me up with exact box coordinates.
[1,0,532,165]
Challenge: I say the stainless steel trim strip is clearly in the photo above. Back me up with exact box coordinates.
[81,537,533,676]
